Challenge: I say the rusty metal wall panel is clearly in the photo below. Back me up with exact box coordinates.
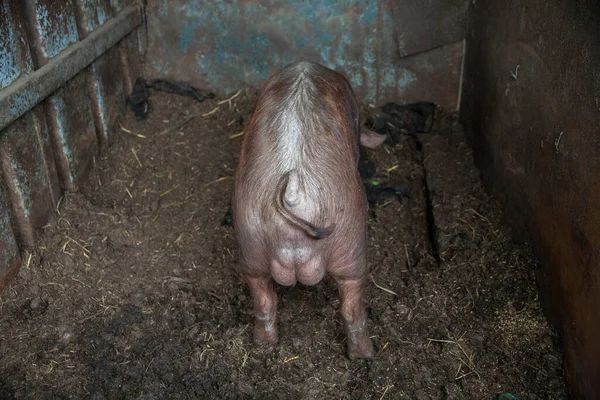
[74,0,111,34]
[144,0,466,109]
[390,0,467,57]
[74,0,126,148]
[460,0,600,397]
[0,186,20,292]
[0,105,61,249]
[0,1,61,257]
[0,3,23,273]
[43,76,98,190]
[0,1,34,87]
[116,31,143,98]
[0,1,141,284]
[0,0,21,280]
[23,0,99,190]
[0,5,142,130]
[379,40,464,111]
[23,0,80,67]
[88,49,126,147]
[110,0,138,97]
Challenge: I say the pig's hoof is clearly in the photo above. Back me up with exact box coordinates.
[347,334,375,360]
[253,325,278,344]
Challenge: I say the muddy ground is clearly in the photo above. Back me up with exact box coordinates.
[0,89,566,399]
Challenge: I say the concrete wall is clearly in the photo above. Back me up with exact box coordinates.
[144,0,467,110]
[460,0,600,398]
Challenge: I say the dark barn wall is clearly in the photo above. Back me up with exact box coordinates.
[144,0,467,110]
[460,0,600,398]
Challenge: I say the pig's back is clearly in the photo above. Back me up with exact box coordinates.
[237,61,363,207]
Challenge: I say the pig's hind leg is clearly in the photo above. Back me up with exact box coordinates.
[333,275,374,359]
[244,273,278,344]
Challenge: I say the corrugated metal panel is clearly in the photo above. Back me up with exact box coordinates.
[0,2,23,272]
[0,1,34,88]
[0,5,143,130]
[43,76,98,189]
[75,0,111,34]
[0,1,142,285]
[0,1,60,272]
[88,49,126,148]
[75,0,126,148]
[0,105,61,249]
[24,0,80,66]
[25,0,99,190]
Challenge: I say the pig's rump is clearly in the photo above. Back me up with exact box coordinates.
[234,166,365,286]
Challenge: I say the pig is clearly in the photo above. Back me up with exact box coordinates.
[231,61,375,359]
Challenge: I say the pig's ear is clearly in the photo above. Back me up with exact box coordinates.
[360,128,388,149]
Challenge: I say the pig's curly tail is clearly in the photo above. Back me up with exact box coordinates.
[275,170,334,239]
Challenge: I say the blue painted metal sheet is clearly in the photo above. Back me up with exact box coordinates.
[0,1,60,268]
[74,0,111,34]
[44,76,98,190]
[26,0,80,65]
[75,0,126,147]
[145,0,465,109]
[25,0,99,190]
[0,5,143,131]
[0,5,22,272]
[0,1,34,89]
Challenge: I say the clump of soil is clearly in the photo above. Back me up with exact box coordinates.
[0,89,566,399]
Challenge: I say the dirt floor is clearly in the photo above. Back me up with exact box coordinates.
[0,89,567,399]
